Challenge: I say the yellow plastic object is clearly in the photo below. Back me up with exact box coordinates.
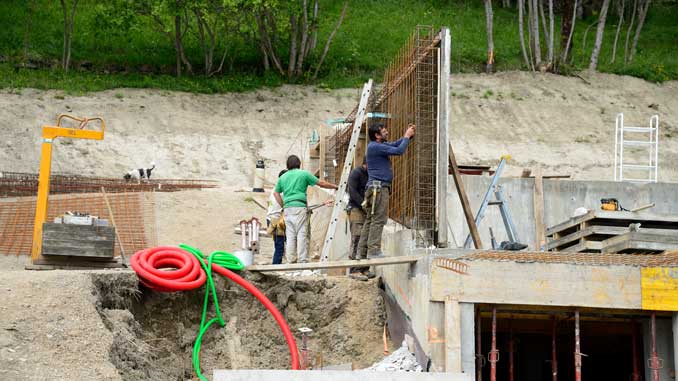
[641,267,678,311]
[601,203,618,211]
[30,115,105,263]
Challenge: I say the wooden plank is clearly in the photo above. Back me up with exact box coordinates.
[449,143,482,249]
[436,28,450,248]
[545,211,596,236]
[641,267,678,311]
[431,261,643,309]
[533,166,545,251]
[592,210,678,223]
[444,297,462,372]
[245,255,422,272]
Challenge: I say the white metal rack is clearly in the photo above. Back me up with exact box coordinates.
[614,113,659,183]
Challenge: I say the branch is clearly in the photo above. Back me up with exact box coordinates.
[312,1,347,79]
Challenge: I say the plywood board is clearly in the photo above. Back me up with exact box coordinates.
[641,267,678,311]
[246,255,422,272]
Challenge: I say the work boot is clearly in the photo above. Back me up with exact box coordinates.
[361,269,376,279]
[349,273,368,282]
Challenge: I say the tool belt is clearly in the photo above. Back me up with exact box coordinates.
[363,181,390,215]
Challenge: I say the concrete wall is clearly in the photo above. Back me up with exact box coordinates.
[447,176,678,250]
[214,370,472,380]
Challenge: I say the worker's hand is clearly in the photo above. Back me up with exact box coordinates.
[323,199,334,207]
[405,124,416,138]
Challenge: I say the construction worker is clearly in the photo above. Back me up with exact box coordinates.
[357,123,416,259]
[347,158,369,278]
[266,169,287,264]
[274,155,338,263]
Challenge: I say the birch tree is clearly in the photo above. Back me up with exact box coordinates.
[560,0,578,66]
[589,0,612,70]
[610,0,625,64]
[518,0,534,71]
[484,0,495,73]
[59,0,79,72]
[628,0,651,63]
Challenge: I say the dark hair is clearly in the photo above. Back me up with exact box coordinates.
[278,169,288,178]
[286,155,301,170]
[368,123,386,141]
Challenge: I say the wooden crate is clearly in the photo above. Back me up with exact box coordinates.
[42,222,115,258]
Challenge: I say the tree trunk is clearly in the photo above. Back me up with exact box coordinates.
[313,1,348,79]
[589,0,611,70]
[484,0,495,73]
[296,0,310,77]
[518,0,534,71]
[629,0,650,63]
[611,0,625,64]
[23,0,37,63]
[503,0,511,7]
[310,0,319,51]
[288,13,297,80]
[255,9,285,75]
[624,0,638,64]
[561,0,578,65]
[530,0,542,66]
[59,0,78,72]
[174,15,182,77]
[547,0,554,66]
[560,0,575,64]
[539,0,549,45]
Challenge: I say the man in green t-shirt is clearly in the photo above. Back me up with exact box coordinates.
[274,155,338,263]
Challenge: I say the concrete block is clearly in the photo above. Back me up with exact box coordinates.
[213,370,472,381]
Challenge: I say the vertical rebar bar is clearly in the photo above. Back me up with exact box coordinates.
[552,316,558,381]
[509,319,514,381]
[476,310,483,381]
[650,312,660,381]
[574,310,582,381]
[631,320,640,381]
[490,306,498,381]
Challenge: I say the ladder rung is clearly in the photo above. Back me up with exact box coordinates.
[622,164,656,169]
[623,140,654,146]
[623,127,656,132]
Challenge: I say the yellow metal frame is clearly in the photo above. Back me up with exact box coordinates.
[30,115,105,263]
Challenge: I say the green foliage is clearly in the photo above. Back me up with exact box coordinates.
[0,0,676,94]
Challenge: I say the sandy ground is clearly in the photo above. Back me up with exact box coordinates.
[1,71,677,378]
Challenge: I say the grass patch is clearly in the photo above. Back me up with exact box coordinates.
[0,0,676,94]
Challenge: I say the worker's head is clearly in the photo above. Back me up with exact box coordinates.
[368,123,388,142]
[286,155,301,170]
[278,169,288,178]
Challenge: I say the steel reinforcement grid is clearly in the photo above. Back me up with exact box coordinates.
[326,26,441,246]
[0,192,157,257]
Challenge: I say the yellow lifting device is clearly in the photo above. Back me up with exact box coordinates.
[30,114,105,264]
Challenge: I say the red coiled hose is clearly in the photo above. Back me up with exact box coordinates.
[130,246,300,371]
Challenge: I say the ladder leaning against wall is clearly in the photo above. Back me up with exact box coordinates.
[614,113,660,183]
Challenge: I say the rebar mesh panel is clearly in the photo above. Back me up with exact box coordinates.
[0,171,217,198]
[0,192,157,257]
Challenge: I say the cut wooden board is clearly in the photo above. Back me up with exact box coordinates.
[602,231,678,253]
[547,226,677,251]
[246,255,422,272]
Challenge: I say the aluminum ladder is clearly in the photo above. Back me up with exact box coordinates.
[320,79,373,262]
[614,113,660,183]
[463,155,520,249]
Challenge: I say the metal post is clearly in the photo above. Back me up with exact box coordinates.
[552,316,558,381]
[632,321,640,381]
[489,307,498,381]
[574,310,582,381]
[509,320,514,381]
[650,312,660,381]
[476,310,483,381]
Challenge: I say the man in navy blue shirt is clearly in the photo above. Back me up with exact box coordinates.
[357,122,416,259]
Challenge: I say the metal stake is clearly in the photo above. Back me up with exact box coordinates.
[649,312,661,381]
[631,321,640,381]
[574,310,582,381]
[509,320,514,381]
[552,316,558,381]
[476,309,483,381]
[489,307,499,381]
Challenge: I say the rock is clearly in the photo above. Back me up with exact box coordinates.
[366,341,422,372]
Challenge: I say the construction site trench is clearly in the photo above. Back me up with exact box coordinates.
[91,271,387,380]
